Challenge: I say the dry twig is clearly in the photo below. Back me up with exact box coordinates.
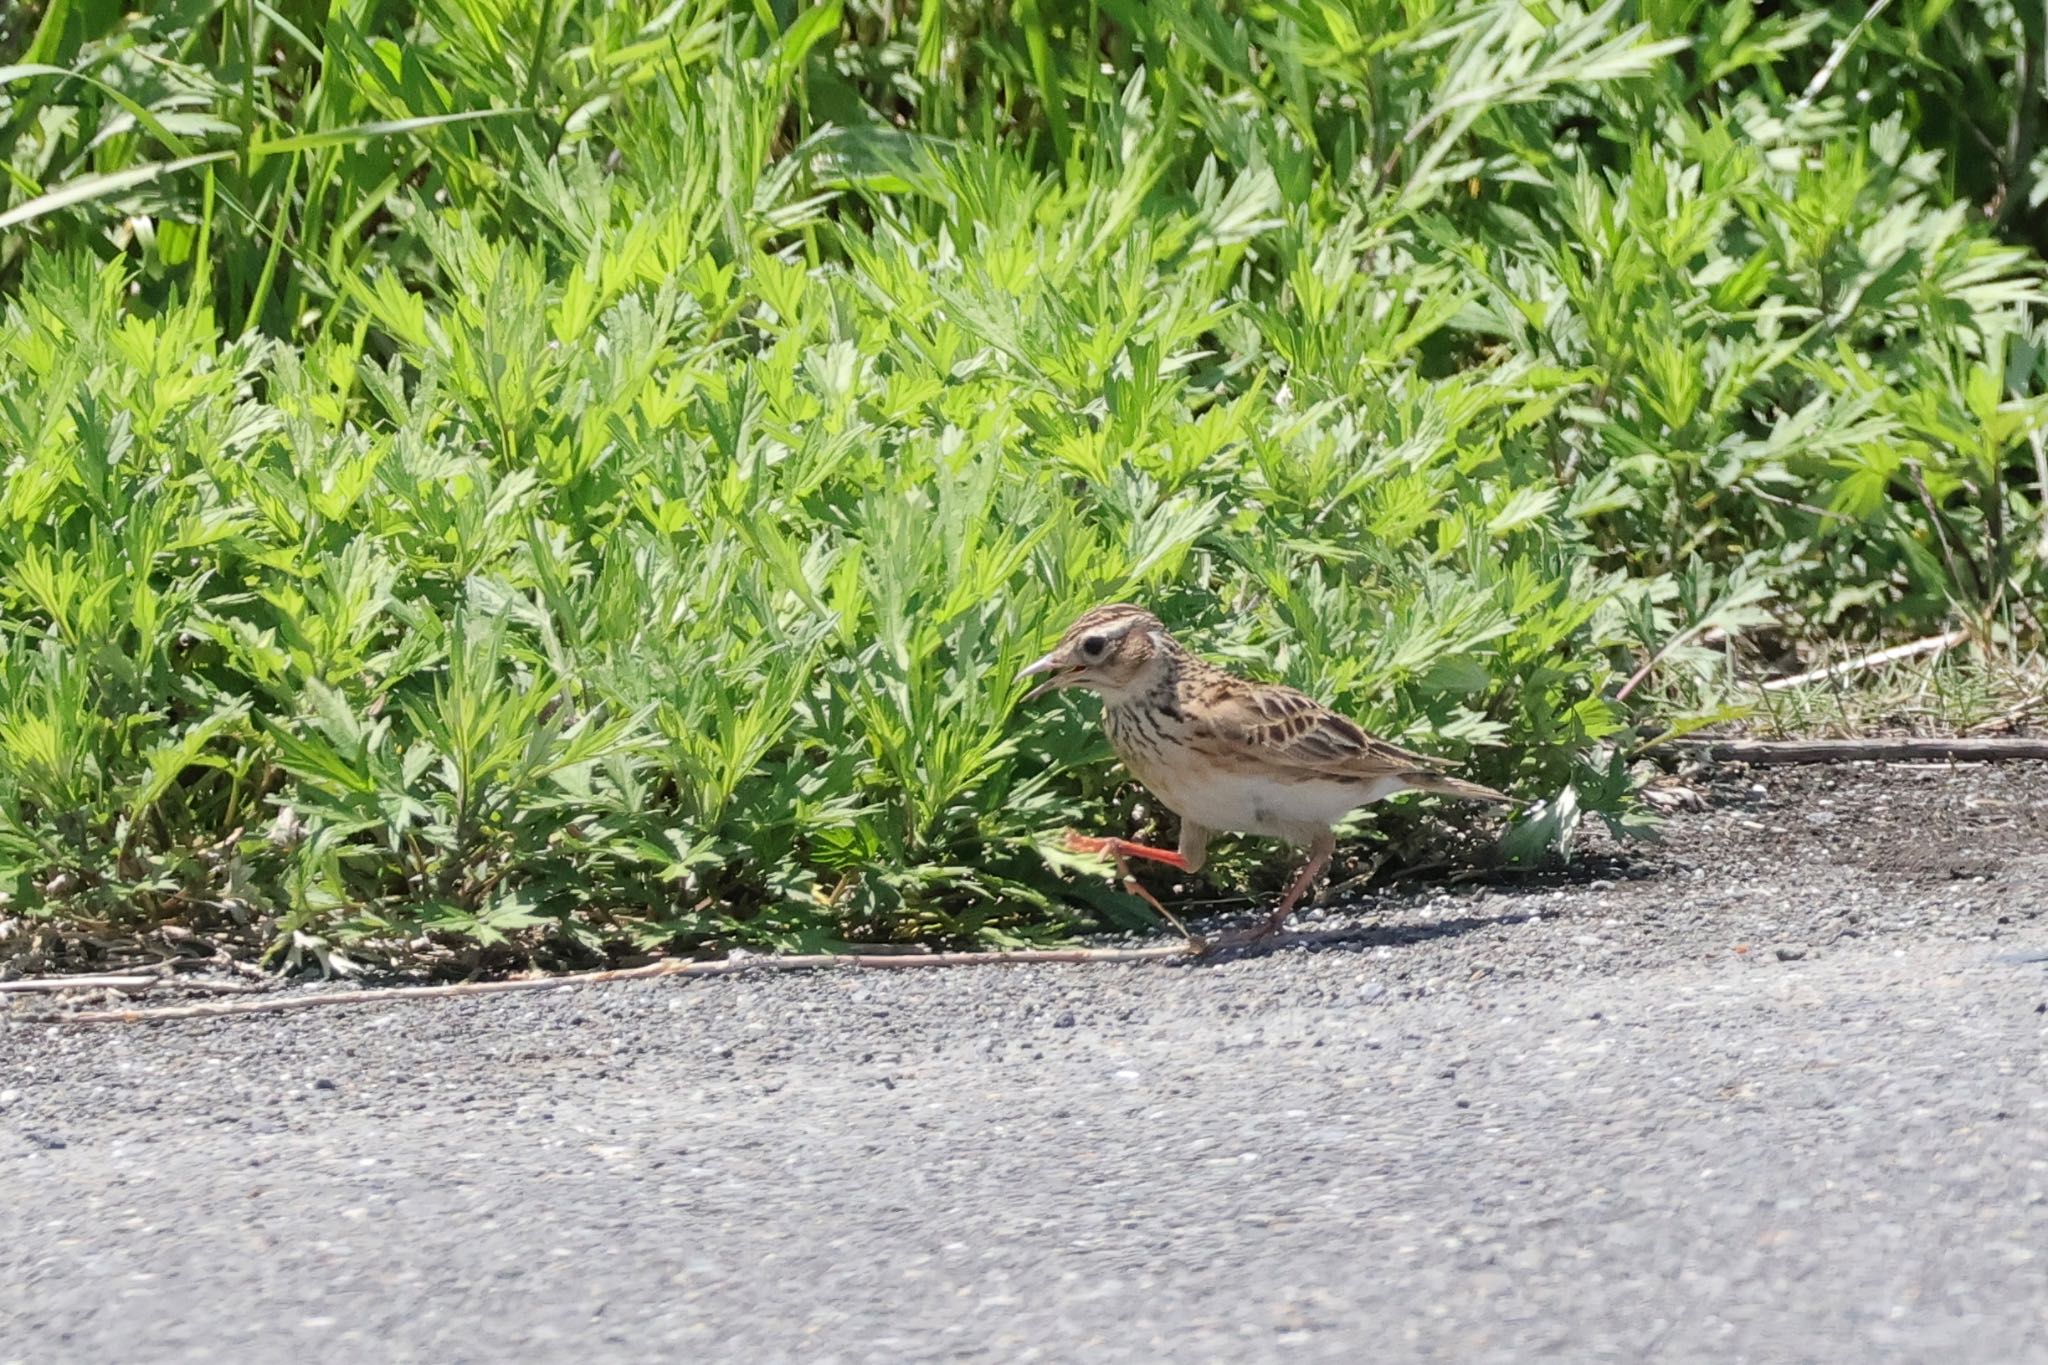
[1683,736,2048,765]
[25,943,1199,1026]
[0,975,261,997]
[1759,630,1970,693]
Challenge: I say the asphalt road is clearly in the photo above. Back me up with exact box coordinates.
[5,763,2047,1363]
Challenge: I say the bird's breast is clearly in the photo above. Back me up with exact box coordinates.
[1102,700,1193,795]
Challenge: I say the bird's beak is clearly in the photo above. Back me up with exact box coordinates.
[1014,650,1075,703]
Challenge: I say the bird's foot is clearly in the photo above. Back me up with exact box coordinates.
[1209,917,1288,952]
[1058,830,1201,948]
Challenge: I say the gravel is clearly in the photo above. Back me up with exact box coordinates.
[4,761,2048,1363]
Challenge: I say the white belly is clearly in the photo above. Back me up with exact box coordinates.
[1133,763,1407,844]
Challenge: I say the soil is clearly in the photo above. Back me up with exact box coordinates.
[4,760,2047,1363]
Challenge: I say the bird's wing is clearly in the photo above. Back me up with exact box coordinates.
[1188,681,1448,781]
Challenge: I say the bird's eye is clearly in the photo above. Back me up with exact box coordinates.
[1080,634,1107,659]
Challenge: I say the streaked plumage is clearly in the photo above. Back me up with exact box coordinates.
[1016,603,1511,945]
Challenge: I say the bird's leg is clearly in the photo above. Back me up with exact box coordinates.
[1060,830,1202,948]
[1249,832,1336,940]
[1061,830,1188,869]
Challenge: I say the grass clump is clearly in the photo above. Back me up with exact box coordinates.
[1,0,2044,967]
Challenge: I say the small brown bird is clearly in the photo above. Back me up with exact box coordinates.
[1016,603,1512,946]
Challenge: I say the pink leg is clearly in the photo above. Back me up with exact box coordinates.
[1248,832,1336,940]
[1061,830,1202,946]
[1062,830,1189,869]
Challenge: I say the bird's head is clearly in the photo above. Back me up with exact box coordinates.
[1014,603,1174,704]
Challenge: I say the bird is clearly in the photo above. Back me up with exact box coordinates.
[1015,603,1513,948]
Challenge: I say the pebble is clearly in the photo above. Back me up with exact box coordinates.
[1775,945,1810,962]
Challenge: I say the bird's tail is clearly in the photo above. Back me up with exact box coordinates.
[1402,772,1519,807]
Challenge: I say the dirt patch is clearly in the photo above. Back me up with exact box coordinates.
[1664,760,2048,889]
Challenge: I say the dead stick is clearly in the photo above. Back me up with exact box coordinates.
[0,975,263,996]
[1759,629,1970,692]
[24,944,1198,1026]
[1681,736,2048,765]
[0,975,162,995]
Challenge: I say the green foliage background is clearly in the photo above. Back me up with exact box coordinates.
[1,0,2043,962]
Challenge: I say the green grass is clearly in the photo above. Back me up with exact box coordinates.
[1,0,2045,968]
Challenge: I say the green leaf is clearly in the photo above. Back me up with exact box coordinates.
[0,152,235,231]
[248,109,528,159]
